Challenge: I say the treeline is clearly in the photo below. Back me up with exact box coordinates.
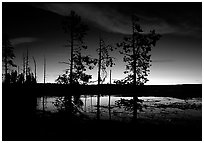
[56,11,161,86]
[2,34,37,84]
[2,10,161,86]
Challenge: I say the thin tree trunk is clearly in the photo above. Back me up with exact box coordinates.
[132,16,137,120]
[23,53,25,83]
[97,37,102,120]
[33,57,37,80]
[66,17,74,117]
[43,55,46,80]
[17,66,19,76]
[26,48,28,77]
[4,44,8,83]
[43,55,46,113]
[98,37,102,85]
[70,27,73,85]
[132,17,136,87]
[110,70,112,84]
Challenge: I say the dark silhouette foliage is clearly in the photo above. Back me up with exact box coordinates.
[97,38,116,84]
[2,34,16,83]
[56,11,95,85]
[117,15,161,85]
[56,74,69,84]
[3,69,36,84]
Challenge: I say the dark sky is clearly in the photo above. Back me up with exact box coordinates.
[2,2,202,84]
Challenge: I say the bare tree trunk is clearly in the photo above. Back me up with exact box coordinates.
[98,37,102,86]
[17,66,19,76]
[26,48,28,77]
[22,53,25,83]
[43,56,46,77]
[4,45,8,83]
[110,70,112,84]
[43,55,46,113]
[4,59,7,77]
[33,57,37,80]
[3,38,8,83]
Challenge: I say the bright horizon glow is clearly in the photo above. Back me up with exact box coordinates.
[2,2,202,86]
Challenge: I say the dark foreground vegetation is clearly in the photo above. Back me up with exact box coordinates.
[3,84,202,141]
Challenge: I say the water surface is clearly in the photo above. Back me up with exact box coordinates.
[36,95,202,123]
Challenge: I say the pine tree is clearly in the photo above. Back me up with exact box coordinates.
[61,10,89,85]
[57,11,95,116]
[117,15,161,120]
[2,34,16,83]
[117,15,161,85]
[96,37,116,120]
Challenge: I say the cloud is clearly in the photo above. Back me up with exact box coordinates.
[11,37,37,46]
[37,3,131,34]
[35,3,200,36]
[135,14,177,34]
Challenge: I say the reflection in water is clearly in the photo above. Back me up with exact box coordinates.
[52,95,84,116]
[90,95,93,112]
[84,95,87,112]
[36,95,202,122]
[108,95,111,120]
[97,94,100,120]
[42,96,45,113]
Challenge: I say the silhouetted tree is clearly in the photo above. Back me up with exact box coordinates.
[24,67,36,84]
[2,34,16,83]
[117,16,161,85]
[57,11,95,117]
[25,48,29,79]
[17,73,25,84]
[10,70,17,83]
[96,37,116,120]
[97,37,115,84]
[57,11,96,85]
[70,50,96,85]
[117,15,161,120]
[56,54,96,85]
[62,10,89,85]
[22,53,26,83]
[19,50,37,84]
[57,11,97,85]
